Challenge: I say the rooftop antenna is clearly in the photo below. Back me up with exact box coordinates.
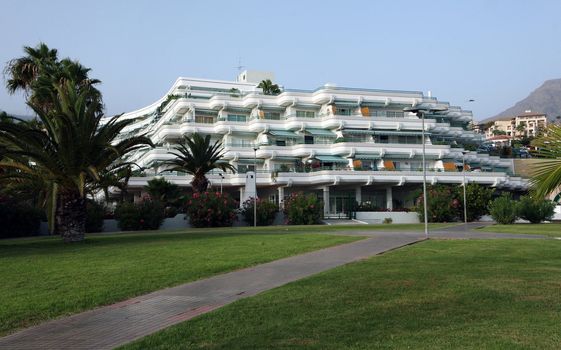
[234,57,246,82]
[235,57,245,73]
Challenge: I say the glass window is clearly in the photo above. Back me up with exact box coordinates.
[264,112,281,120]
[227,114,247,122]
[195,115,215,124]
[296,110,315,118]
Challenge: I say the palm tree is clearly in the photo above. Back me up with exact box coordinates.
[530,124,561,199]
[163,133,235,193]
[4,42,102,114]
[257,79,281,95]
[0,81,152,242]
[4,43,58,94]
[515,123,526,138]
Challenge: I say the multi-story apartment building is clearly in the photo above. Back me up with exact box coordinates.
[114,71,528,216]
[484,110,547,139]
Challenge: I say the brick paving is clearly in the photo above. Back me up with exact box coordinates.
[0,224,549,350]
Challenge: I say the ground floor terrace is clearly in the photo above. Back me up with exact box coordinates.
[125,169,528,216]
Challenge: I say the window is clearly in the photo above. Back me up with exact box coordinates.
[370,110,404,118]
[263,112,281,120]
[304,135,314,144]
[296,110,315,118]
[237,164,255,173]
[227,114,247,122]
[195,115,215,124]
[276,140,286,146]
[337,108,352,116]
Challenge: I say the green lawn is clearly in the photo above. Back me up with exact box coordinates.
[478,223,561,238]
[0,228,361,335]
[122,239,561,350]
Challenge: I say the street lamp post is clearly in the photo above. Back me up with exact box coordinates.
[253,146,258,227]
[219,173,224,194]
[462,151,468,227]
[404,103,448,239]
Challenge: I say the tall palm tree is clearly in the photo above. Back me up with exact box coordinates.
[257,79,281,95]
[4,43,58,94]
[164,133,235,193]
[530,124,561,199]
[0,81,153,242]
[4,42,102,114]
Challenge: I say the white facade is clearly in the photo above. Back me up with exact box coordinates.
[114,74,529,215]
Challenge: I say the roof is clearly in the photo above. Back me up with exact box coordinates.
[516,111,546,117]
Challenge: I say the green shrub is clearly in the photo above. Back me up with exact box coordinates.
[415,184,494,223]
[283,192,322,225]
[185,191,237,228]
[115,200,165,231]
[460,184,494,221]
[0,200,43,238]
[383,217,393,224]
[516,196,556,223]
[241,198,279,226]
[85,200,105,233]
[489,194,517,224]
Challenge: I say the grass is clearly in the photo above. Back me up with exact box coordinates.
[0,227,362,335]
[121,239,561,350]
[478,223,561,238]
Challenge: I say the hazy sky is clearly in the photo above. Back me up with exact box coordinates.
[1,0,561,121]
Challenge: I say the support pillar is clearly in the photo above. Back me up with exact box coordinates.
[386,187,393,210]
[323,186,330,216]
[239,187,244,208]
[355,187,362,204]
[277,187,285,210]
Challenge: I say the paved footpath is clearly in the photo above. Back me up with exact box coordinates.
[0,224,549,350]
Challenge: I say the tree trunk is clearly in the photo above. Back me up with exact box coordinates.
[191,174,209,193]
[56,191,86,243]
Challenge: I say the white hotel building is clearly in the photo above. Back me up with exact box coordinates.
[116,71,528,216]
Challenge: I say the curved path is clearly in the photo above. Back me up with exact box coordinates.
[0,224,550,350]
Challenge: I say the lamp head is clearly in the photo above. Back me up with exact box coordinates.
[404,103,448,114]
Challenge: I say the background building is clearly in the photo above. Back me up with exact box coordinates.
[482,110,547,140]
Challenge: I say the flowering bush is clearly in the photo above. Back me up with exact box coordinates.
[283,192,322,225]
[241,198,279,226]
[415,185,460,222]
[185,191,237,228]
[115,199,164,231]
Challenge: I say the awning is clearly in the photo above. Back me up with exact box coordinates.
[342,129,374,135]
[272,157,300,162]
[383,153,414,160]
[333,100,359,107]
[269,130,301,138]
[237,159,265,164]
[315,155,349,163]
[354,154,381,160]
[413,154,441,160]
[373,130,430,136]
[305,128,336,137]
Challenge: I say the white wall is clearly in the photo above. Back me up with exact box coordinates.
[356,211,420,224]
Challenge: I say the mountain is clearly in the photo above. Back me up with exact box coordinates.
[481,79,561,123]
